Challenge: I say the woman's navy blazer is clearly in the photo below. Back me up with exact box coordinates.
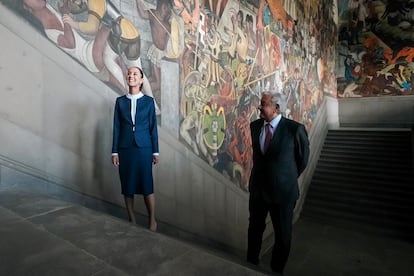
[112,95,159,154]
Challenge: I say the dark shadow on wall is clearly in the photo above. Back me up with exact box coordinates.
[93,106,118,201]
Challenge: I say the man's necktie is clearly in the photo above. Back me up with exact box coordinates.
[264,123,272,153]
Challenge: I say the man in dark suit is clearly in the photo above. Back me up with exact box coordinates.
[246,92,309,274]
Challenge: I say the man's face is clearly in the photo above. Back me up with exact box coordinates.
[126,67,143,88]
[258,94,279,122]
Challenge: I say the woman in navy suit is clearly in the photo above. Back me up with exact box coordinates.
[112,67,159,231]
[247,92,309,274]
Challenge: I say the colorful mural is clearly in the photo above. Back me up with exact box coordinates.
[337,0,414,97]
[2,0,337,190]
[178,0,337,189]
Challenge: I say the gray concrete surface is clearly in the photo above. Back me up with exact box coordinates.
[1,188,413,276]
[262,218,414,276]
[0,189,265,276]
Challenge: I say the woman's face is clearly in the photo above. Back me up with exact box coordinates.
[126,67,144,88]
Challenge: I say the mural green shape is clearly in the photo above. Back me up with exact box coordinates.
[202,104,226,153]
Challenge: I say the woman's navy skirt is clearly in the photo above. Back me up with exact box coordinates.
[118,145,154,196]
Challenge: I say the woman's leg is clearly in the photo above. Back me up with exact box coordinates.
[124,196,136,224]
[144,194,157,231]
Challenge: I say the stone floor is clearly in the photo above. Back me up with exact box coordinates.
[263,217,414,276]
[0,188,413,276]
[0,189,265,276]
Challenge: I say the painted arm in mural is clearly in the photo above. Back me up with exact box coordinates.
[136,0,171,50]
[63,0,105,35]
[58,4,77,49]
[135,0,149,19]
[136,0,183,61]
[173,0,200,32]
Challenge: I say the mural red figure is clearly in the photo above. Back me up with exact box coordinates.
[226,113,252,190]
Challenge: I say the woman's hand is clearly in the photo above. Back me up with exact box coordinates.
[112,155,120,166]
[152,155,160,164]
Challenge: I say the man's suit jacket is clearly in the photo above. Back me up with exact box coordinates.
[249,117,309,204]
[112,95,159,154]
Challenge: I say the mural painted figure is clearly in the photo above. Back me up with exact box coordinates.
[136,0,172,92]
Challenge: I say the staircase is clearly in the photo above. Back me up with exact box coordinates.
[302,129,414,241]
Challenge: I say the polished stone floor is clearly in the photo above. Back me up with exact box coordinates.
[0,188,413,276]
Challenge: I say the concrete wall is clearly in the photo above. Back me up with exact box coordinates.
[339,96,414,128]
[294,97,329,221]
[0,3,324,257]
